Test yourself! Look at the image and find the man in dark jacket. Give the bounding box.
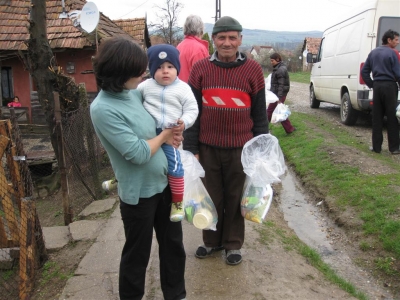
[267,52,295,134]
[361,29,400,155]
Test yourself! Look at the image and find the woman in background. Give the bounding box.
[176,14,209,83]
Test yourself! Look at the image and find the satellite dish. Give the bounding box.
[80,2,99,33]
[302,50,308,58]
[68,10,82,27]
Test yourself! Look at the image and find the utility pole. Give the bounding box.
[215,0,221,22]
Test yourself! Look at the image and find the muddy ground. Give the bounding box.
[28,82,399,300]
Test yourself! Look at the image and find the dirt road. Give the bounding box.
[145,204,359,300]
[288,81,391,154]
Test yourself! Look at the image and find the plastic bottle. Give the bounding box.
[102,178,118,191]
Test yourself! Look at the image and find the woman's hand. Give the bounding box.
[163,128,183,149]
[148,129,175,156]
[172,134,183,148]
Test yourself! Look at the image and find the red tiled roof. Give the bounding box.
[0,0,133,52]
[114,18,150,48]
[302,37,322,54]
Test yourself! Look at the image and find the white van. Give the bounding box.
[306,0,400,125]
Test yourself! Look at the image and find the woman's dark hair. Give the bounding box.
[93,36,148,92]
[382,29,400,45]
[270,52,282,62]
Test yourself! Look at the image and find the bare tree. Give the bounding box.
[254,48,276,73]
[150,0,184,45]
[26,0,59,158]
[26,0,89,162]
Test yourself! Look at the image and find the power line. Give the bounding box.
[117,0,152,19]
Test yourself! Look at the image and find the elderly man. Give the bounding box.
[361,29,400,155]
[183,16,269,265]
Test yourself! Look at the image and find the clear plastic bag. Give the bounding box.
[396,104,400,122]
[266,90,279,104]
[241,180,273,224]
[265,74,279,104]
[240,134,286,223]
[265,74,272,90]
[271,102,291,123]
[180,150,218,230]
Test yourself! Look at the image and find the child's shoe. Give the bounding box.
[170,202,184,222]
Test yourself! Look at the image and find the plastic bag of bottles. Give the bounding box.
[180,150,218,230]
[240,134,286,223]
[241,180,273,224]
[271,102,291,123]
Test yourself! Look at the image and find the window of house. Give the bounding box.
[1,67,14,104]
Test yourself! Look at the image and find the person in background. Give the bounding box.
[392,47,400,61]
[138,44,198,222]
[7,96,22,107]
[183,16,269,266]
[90,36,187,300]
[267,53,296,134]
[176,14,209,83]
[361,29,400,155]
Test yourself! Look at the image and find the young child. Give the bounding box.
[138,44,199,222]
[7,96,22,107]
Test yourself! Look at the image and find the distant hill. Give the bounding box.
[204,23,322,49]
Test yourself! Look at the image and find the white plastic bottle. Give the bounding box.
[102,178,118,191]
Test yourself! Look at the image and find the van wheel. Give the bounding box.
[340,92,358,126]
[310,86,320,108]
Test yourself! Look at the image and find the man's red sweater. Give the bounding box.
[184,55,269,154]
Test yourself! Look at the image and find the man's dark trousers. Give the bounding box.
[372,80,399,153]
[199,144,246,251]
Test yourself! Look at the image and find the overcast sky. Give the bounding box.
[90,0,370,32]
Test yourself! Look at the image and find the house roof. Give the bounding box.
[113,18,151,49]
[302,37,322,54]
[251,45,274,55]
[0,0,133,56]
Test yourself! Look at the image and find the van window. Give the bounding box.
[336,19,364,55]
[323,30,338,58]
[317,38,324,62]
[377,17,400,50]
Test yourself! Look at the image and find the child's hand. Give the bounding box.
[176,119,185,131]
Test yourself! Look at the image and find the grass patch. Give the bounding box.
[264,71,310,84]
[272,112,400,275]
[1,269,15,281]
[257,220,368,299]
[289,72,310,84]
[39,261,73,285]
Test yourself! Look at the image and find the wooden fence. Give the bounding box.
[0,119,47,299]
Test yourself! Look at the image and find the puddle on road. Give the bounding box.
[278,170,394,300]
